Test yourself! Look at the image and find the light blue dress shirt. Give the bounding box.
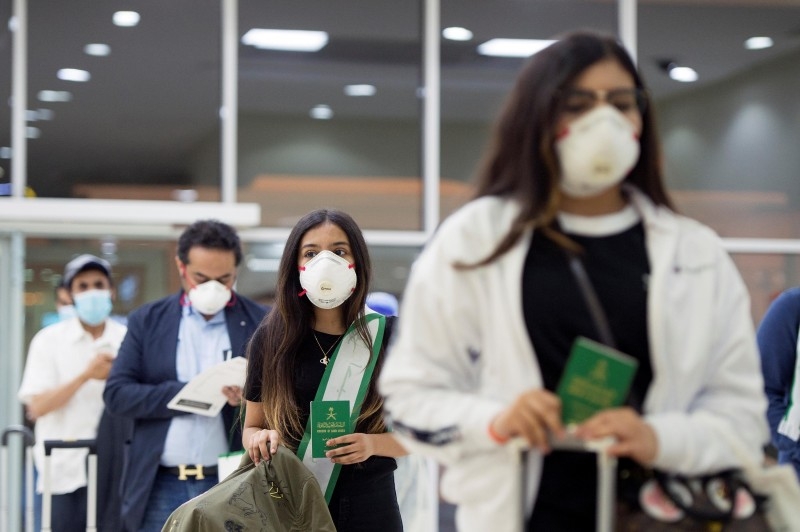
[160,304,231,466]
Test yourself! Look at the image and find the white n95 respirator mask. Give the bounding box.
[556,105,641,198]
[299,250,357,309]
[188,280,231,315]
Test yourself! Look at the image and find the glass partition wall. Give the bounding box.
[638,1,800,321]
[234,1,424,231]
[19,1,223,199]
[3,2,800,305]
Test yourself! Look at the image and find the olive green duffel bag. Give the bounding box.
[162,447,335,532]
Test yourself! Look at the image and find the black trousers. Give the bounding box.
[329,472,404,532]
[51,486,87,532]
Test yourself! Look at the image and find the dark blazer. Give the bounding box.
[103,291,267,532]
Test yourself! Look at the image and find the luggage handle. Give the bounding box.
[1,426,35,532]
[1,425,34,447]
[44,439,97,455]
[519,435,617,532]
[41,439,98,532]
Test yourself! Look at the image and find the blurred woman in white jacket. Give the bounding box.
[379,30,768,531]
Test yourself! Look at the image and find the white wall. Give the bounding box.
[658,49,800,198]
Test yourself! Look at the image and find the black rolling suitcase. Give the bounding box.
[41,439,98,532]
[1,425,35,532]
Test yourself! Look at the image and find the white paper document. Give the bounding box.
[167,356,247,417]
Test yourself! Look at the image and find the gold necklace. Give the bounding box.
[313,332,342,366]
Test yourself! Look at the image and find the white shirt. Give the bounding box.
[18,317,127,494]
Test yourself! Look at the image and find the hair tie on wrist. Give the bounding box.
[488,423,510,444]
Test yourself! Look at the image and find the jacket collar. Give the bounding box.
[624,184,678,236]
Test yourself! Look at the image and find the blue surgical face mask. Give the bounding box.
[73,289,113,326]
[57,304,76,321]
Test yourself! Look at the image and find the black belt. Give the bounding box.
[159,464,218,480]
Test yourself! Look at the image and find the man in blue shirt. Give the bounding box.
[103,220,268,531]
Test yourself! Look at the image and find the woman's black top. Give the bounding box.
[243,316,398,502]
[522,210,653,531]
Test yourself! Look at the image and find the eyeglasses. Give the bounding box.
[558,87,647,116]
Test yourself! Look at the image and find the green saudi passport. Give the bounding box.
[556,336,638,425]
[310,400,351,458]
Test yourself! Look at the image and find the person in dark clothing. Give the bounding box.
[243,208,406,532]
[756,288,800,481]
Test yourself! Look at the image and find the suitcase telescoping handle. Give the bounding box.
[1,425,34,447]
[1,426,35,532]
[43,439,97,455]
[526,434,618,532]
[41,439,98,532]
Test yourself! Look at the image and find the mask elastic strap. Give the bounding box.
[297,264,307,298]
[178,264,195,308]
[179,264,199,291]
[179,292,191,307]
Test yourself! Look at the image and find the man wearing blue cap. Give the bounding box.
[18,254,128,532]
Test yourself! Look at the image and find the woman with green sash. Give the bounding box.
[243,208,407,532]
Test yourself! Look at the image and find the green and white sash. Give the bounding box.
[296,310,386,502]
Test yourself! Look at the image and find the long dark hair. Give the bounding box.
[248,208,386,448]
[470,30,673,266]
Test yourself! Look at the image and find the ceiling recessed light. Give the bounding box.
[36,109,54,121]
[310,104,333,120]
[84,43,111,56]
[344,84,376,97]
[113,11,140,27]
[744,36,773,50]
[57,68,91,82]
[477,38,556,58]
[242,29,328,52]
[442,27,473,41]
[669,66,698,83]
[38,90,72,102]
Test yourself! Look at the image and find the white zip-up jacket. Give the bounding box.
[379,187,769,532]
